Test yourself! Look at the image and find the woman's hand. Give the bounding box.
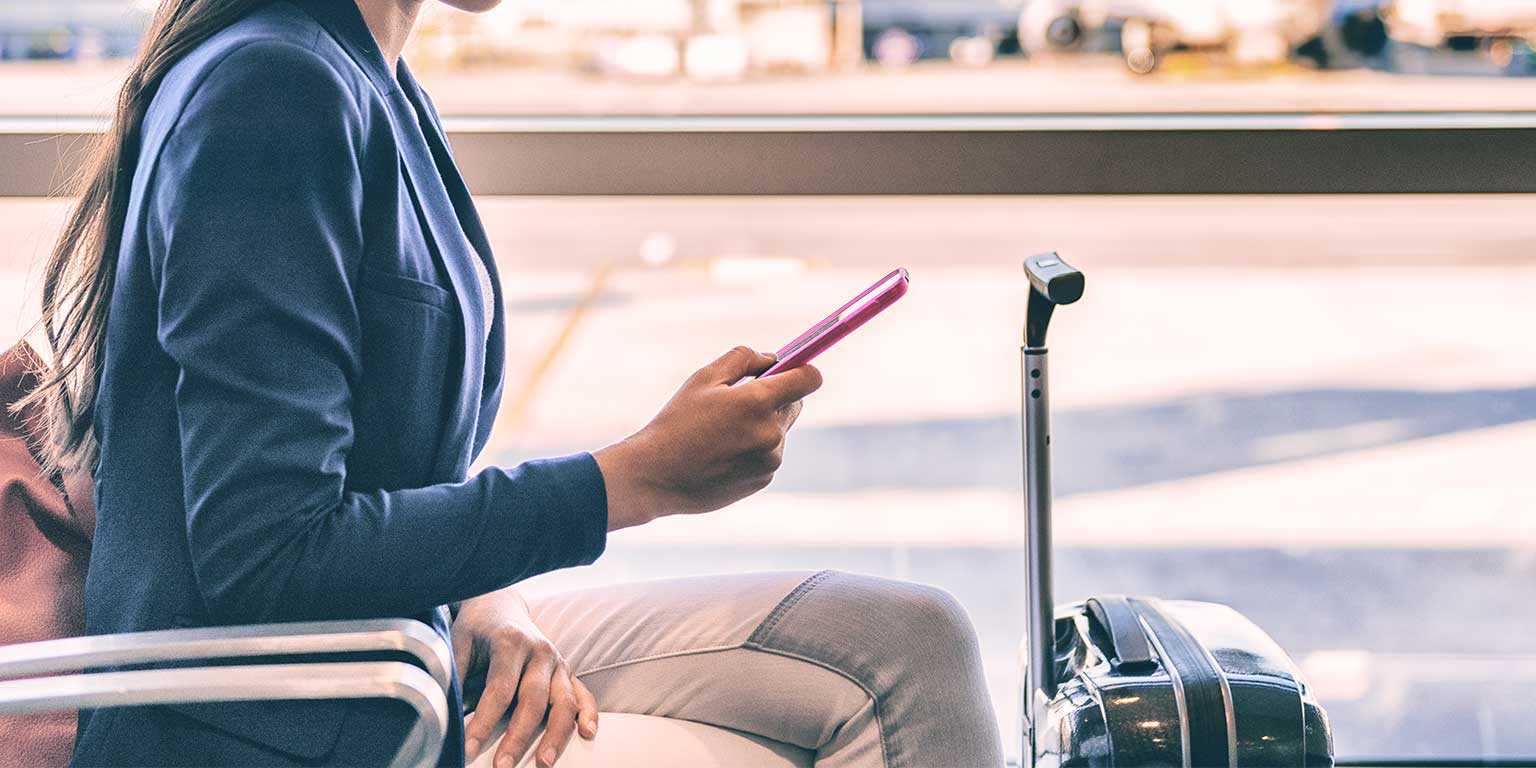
[454,587,597,768]
[594,346,822,530]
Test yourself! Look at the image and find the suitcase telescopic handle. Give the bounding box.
[1021,253,1084,744]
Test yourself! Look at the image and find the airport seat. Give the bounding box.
[0,619,453,768]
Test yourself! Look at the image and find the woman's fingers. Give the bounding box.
[753,363,823,409]
[573,678,599,740]
[532,667,581,767]
[494,650,556,768]
[464,645,529,761]
[598,348,826,523]
[690,345,775,387]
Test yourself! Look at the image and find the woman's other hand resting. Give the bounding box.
[455,587,596,768]
[594,346,823,530]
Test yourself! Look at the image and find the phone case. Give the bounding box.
[760,267,909,377]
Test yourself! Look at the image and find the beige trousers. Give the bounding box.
[476,570,1004,768]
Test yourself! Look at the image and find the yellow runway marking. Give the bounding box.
[488,263,612,455]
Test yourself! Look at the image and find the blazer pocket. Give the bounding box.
[350,280,457,490]
[359,268,453,311]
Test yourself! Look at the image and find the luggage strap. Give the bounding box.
[1129,597,1235,768]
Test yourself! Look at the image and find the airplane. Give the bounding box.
[1021,0,1332,73]
[1386,0,1536,68]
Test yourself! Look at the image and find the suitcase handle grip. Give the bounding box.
[1024,253,1085,348]
[1024,253,1085,307]
[1085,596,1159,675]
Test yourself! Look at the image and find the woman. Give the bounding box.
[23,1,1004,765]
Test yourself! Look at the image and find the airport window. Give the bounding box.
[2,1,1534,765]
[466,194,1536,763]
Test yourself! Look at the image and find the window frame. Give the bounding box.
[2,113,1535,196]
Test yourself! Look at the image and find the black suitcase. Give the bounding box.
[1017,254,1334,767]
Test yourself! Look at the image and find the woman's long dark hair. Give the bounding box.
[16,0,265,471]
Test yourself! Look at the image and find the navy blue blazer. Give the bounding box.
[74,1,608,764]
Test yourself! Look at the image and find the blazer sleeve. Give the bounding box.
[147,40,607,623]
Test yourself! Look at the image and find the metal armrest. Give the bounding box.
[0,618,452,691]
[0,620,453,768]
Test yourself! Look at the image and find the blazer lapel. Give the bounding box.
[297,0,486,478]
[393,120,487,478]
[397,62,506,460]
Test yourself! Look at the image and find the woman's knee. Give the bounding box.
[899,581,977,640]
[779,571,984,666]
[745,571,1001,762]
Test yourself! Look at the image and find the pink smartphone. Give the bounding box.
[760,268,910,378]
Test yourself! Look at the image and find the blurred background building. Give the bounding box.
[13,0,1528,77]
[0,1,152,61]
